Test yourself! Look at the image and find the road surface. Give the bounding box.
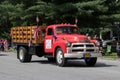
[0,52,120,80]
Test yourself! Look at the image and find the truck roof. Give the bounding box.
[47,24,77,28]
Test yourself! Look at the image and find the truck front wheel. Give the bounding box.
[56,48,67,67]
[18,47,32,62]
[85,57,97,66]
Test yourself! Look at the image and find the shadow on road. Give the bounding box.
[30,59,117,68]
[31,60,57,65]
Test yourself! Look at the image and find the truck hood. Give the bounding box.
[57,34,89,43]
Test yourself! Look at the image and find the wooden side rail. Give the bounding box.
[11,26,47,44]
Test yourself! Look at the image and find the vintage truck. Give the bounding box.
[11,24,102,67]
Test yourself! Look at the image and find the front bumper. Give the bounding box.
[64,52,102,58]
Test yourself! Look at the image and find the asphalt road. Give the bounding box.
[0,51,120,80]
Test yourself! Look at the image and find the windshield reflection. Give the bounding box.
[56,26,79,34]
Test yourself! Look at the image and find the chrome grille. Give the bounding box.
[71,43,95,53]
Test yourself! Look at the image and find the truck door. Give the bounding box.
[44,28,54,53]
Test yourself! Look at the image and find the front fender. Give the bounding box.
[90,39,97,44]
[53,40,67,57]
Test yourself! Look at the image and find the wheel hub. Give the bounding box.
[57,51,63,64]
[19,49,24,60]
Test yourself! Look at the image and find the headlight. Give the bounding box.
[66,41,71,47]
[96,41,100,46]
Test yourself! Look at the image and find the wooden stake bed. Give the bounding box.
[11,26,47,44]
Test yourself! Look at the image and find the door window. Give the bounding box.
[47,28,54,35]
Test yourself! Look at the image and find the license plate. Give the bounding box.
[84,53,91,58]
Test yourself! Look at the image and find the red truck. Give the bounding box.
[11,24,102,67]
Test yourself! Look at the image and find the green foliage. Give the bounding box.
[0,0,120,39]
[103,53,118,60]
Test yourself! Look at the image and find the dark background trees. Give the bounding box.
[0,0,120,39]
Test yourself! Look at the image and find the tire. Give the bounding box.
[18,47,32,62]
[56,48,66,67]
[85,57,97,66]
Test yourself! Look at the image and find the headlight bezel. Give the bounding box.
[96,41,100,46]
[66,41,71,47]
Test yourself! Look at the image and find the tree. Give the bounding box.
[0,1,24,39]
[0,0,120,39]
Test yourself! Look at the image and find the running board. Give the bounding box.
[44,55,53,58]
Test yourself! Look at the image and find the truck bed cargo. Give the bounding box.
[11,26,47,44]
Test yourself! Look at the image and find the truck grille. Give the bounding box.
[71,43,95,53]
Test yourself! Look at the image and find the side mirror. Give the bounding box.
[52,35,57,39]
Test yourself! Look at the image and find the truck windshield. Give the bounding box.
[56,26,79,34]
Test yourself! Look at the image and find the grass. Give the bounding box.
[102,52,118,60]
[8,47,17,53]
